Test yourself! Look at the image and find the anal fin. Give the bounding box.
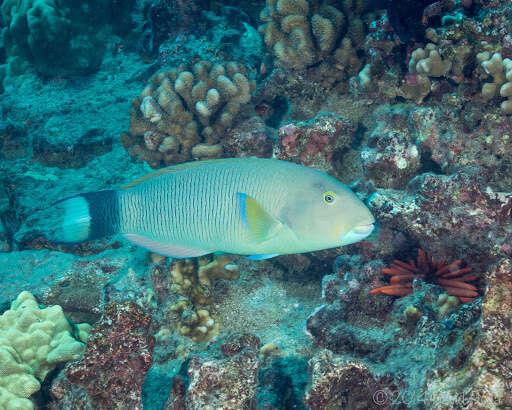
[247,254,280,260]
[123,234,210,258]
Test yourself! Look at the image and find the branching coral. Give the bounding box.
[167,255,240,342]
[370,249,480,303]
[477,52,512,114]
[121,61,255,168]
[0,291,90,410]
[258,0,368,74]
[402,41,472,102]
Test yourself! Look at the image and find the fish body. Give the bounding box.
[44,158,375,258]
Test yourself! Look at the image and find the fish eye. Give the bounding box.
[322,191,336,204]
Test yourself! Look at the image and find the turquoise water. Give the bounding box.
[1,0,511,409]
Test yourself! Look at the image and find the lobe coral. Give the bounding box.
[370,249,480,303]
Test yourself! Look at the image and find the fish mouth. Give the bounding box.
[340,223,375,245]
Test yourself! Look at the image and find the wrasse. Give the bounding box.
[40,158,375,260]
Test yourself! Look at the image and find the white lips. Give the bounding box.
[351,224,374,235]
[340,223,375,246]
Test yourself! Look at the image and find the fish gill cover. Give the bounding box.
[0,0,511,409]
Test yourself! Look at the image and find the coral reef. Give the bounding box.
[0,291,89,410]
[121,60,256,168]
[1,0,512,409]
[303,350,401,409]
[156,5,263,70]
[258,0,369,72]
[165,334,260,409]
[370,248,480,303]
[0,0,133,83]
[277,112,356,176]
[305,253,484,408]
[424,258,512,408]
[50,301,154,409]
[152,254,240,342]
[367,171,512,260]
[478,52,512,114]
[401,42,458,102]
[222,116,274,158]
[361,106,420,189]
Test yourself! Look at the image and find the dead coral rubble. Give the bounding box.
[303,350,402,410]
[424,258,512,409]
[51,301,154,409]
[121,61,255,168]
[164,334,260,410]
[278,112,356,175]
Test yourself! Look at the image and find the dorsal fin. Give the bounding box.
[122,158,259,190]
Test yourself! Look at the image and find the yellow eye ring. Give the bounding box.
[323,191,336,204]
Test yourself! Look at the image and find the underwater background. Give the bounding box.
[0,0,511,409]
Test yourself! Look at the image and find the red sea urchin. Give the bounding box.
[370,249,480,303]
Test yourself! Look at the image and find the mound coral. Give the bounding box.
[121,61,255,168]
[370,249,480,303]
[399,39,473,103]
[477,52,512,114]
[0,0,132,81]
[0,291,90,410]
[258,0,368,73]
[403,43,453,102]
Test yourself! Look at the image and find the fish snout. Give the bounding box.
[340,222,375,245]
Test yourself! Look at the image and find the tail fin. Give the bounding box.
[26,190,121,244]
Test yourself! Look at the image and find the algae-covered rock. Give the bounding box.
[50,301,154,409]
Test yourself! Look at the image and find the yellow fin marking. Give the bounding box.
[239,193,281,242]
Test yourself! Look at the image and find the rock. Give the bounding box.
[51,301,154,409]
[362,107,421,189]
[33,125,112,168]
[278,112,356,175]
[165,334,260,410]
[303,350,401,409]
[222,116,273,158]
[0,120,28,159]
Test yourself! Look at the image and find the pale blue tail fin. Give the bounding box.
[18,190,121,244]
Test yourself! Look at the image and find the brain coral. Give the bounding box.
[121,61,256,168]
[0,291,89,410]
[258,0,370,71]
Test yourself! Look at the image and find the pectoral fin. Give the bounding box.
[237,193,282,242]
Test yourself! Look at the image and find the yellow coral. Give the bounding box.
[0,292,89,410]
[437,293,459,318]
[478,52,512,114]
[258,0,372,70]
[121,61,255,168]
[409,44,452,77]
[167,255,240,342]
